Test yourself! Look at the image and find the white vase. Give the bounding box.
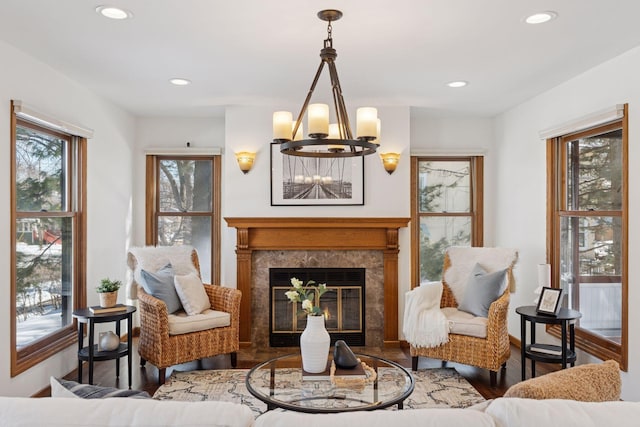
[300,315,331,373]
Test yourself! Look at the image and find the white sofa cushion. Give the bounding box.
[486,398,640,427]
[0,397,254,427]
[442,307,488,338]
[254,407,497,427]
[168,309,230,335]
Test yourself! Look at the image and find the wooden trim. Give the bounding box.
[10,101,18,376]
[546,139,556,280]
[473,156,484,245]
[146,155,221,285]
[410,157,419,288]
[547,107,628,370]
[410,156,483,289]
[10,107,87,376]
[509,334,521,348]
[145,156,155,245]
[77,137,87,312]
[620,103,629,371]
[213,155,221,285]
[224,217,410,345]
[225,217,410,230]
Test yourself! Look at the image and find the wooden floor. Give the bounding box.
[60,337,586,399]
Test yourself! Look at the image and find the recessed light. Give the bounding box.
[524,11,558,25]
[447,81,468,88]
[169,78,192,86]
[96,5,133,20]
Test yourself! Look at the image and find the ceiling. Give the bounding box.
[2,0,640,118]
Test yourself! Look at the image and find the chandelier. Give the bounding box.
[272,9,380,158]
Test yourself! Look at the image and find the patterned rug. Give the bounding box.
[153,368,484,417]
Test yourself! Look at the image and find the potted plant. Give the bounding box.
[96,278,122,308]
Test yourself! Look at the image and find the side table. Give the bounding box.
[516,305,581,380]
[72,305,136,388]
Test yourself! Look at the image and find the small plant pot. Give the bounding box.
[98,291,118,308]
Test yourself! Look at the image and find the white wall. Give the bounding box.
[397,109,495,336]
[410,109,496,246]
[494,46,640,401]
[0,41,136,396]
[221,105,412,302]
[132,116,225,247]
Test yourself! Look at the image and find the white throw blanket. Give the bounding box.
[403,281,449,348]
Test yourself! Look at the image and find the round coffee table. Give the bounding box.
[245,353,414,413]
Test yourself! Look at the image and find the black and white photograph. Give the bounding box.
[270,143,364,206]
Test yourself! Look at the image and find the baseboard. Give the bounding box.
[509,334,521,348]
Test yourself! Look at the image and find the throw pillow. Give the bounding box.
[174,273,211,315]
[50,377,150,399]
[140,263,182,314]
[503,360,621,401]
[458,263,507,318]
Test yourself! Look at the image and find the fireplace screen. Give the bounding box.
[270,268,365,347]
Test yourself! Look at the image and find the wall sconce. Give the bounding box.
[379,152,400,174]
[235,152,255,174]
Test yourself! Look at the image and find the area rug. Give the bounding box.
[152,368,484,417]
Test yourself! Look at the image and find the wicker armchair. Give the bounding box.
[409,247,518,387]
[127,247,241,385]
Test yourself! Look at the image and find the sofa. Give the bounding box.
[0,361,633,427]
[1,397,639,427]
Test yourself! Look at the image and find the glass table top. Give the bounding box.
[245,353,415,413]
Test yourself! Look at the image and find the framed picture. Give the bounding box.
[270,142,364,206]
[536,286,562,315]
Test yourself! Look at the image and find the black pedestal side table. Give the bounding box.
[72,305,136,388]
[516,305,581,381]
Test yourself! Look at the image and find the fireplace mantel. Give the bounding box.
[225,217,410,347]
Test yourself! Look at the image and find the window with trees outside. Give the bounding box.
[411,156,483,285]
[548,106,628,370]
[11,108,86,376]
[146,156,220,284]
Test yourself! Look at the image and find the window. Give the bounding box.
[11,104,86,376]
[411,156,483,285]
[145,156,221,283]
[548,107,628,369]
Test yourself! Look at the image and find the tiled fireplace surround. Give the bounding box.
[225,217,410,348]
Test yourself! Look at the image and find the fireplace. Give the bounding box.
[270,268,365,347]
[225,217,410,347]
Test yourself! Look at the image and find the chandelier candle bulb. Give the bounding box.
[292,122,304,141]
[274,10,380,157]
[273,111,293,140]
[308,103,329,136]
[356,107,378,138]
[328,123,343,151]
[372,119,381,145]
[328,123,340,139]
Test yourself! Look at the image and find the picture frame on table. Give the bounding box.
[270,142,364,206]
[536,286,562,315]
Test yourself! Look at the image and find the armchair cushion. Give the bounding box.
[458,263,508,317]
[168,309,231,335]
[442,307,488,338]
[140,263,182,314]
[174,273,211,315]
